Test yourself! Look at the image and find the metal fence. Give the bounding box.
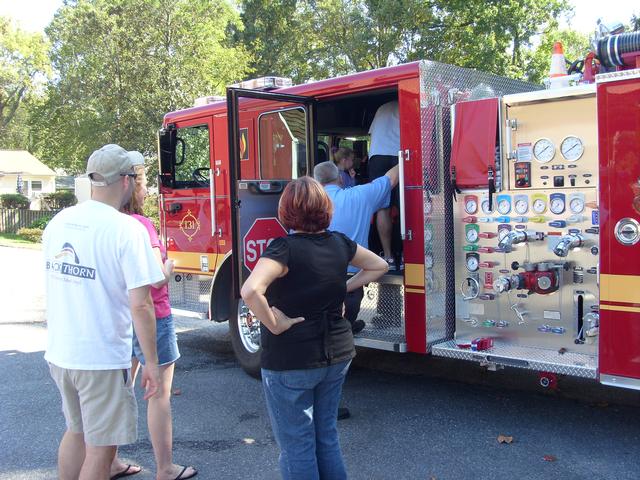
[0,209,57,234]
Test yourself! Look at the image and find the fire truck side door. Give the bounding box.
[226,88,317,296]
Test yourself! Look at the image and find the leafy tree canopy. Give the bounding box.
[238,0,575,82]
[30,0,250,174]
[0,17,49,149]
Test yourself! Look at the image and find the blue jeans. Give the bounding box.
[132,314,180,366]
[262,360,352,480]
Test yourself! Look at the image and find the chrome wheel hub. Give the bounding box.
[238,302,261,353]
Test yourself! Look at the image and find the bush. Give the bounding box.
[41,191,77,210]
[1,193,30,209]
[17,227,43,243]
[29,215,54,229]
[143,193,160,230]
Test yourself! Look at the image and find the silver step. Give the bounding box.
[352,279,406,352]
[354,335,407,352]
[432,339,597,378]
[168,273,212,318]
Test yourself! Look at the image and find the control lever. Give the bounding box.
[487,166,495,212]
[510,303,527,324]
[498,230,545,253]
[553,233,584,257]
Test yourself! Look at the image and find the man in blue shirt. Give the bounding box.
[314,161,399,333]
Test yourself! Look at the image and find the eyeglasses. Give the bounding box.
[120,173,138,179]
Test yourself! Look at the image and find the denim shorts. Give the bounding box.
[132,314,180,366]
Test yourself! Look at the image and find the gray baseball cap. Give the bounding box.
[86,144,143,186]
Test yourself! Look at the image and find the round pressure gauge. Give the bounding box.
[561,136,584,162]
[481,199,493,214]
[537,276,552,290]
[466,228,479,243]
[515,199,528,215]
[533,138,555,163]
[550,197,565,215]
[466,256,479,272]
[532,198,547,214]
[465,198,478,214]
[497,199,511,215]
[570,197,585,213]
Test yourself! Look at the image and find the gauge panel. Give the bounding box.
[481,198,493,214]
[560,135,584,162]
[464,195,478,215]
[466,252,480,272]
[531,193,547,214]
[569,193,585,213]
[514,195,528,214]
[496,195,511,215]
[497,223,512,242]
[549,193,566,215]
[465,224,479,243]
[533,138,555,163]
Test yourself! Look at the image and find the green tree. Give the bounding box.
[31,0,250,174]
[406,0,572,79]
[0,17,49,149]
[239,0,574,83]
[237,0,317,83]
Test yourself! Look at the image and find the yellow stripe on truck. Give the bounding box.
[166,251,224,276]
[600,304,640,314]
[404,263,425,287]
[600,274,640,305]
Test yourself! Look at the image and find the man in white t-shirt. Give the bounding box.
[368,100,401,269]
[43,144,165,480]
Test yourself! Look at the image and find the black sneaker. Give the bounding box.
[352,319,366,334]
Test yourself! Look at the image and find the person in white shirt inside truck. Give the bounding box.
[43,144,165,480]
[367,100,401,270]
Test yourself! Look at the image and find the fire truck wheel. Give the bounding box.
[229,299,262,379]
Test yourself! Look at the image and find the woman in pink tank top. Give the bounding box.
[111,162,197,480]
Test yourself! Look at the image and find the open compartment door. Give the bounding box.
[450,97,499,189]
[597,72,640,390]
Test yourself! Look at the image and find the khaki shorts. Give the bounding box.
[49,363,137,447]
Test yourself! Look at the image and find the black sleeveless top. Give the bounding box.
[260,231,357,371]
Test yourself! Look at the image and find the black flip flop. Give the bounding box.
[173,466,198,480]
[110,464,142,480]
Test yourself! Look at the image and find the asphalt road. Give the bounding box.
[1,245,640,480]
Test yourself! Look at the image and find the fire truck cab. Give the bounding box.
[158,37,640,389]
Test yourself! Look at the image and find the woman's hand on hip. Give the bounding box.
[271,306,305,335]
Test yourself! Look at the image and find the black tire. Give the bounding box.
[229,299,262,379]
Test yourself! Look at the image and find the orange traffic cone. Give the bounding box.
[549,41,569,88]
[549,41,568,77]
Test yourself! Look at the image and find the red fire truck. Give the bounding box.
[157,29,640,389]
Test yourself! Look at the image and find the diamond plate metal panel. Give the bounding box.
[168,274,212,315]
[419,60,539,351]
[356,281,405,344]
[432,339,597,378]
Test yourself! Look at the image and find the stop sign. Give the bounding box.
[243,217,288,271]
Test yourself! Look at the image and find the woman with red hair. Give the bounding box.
[241,176,387,480]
